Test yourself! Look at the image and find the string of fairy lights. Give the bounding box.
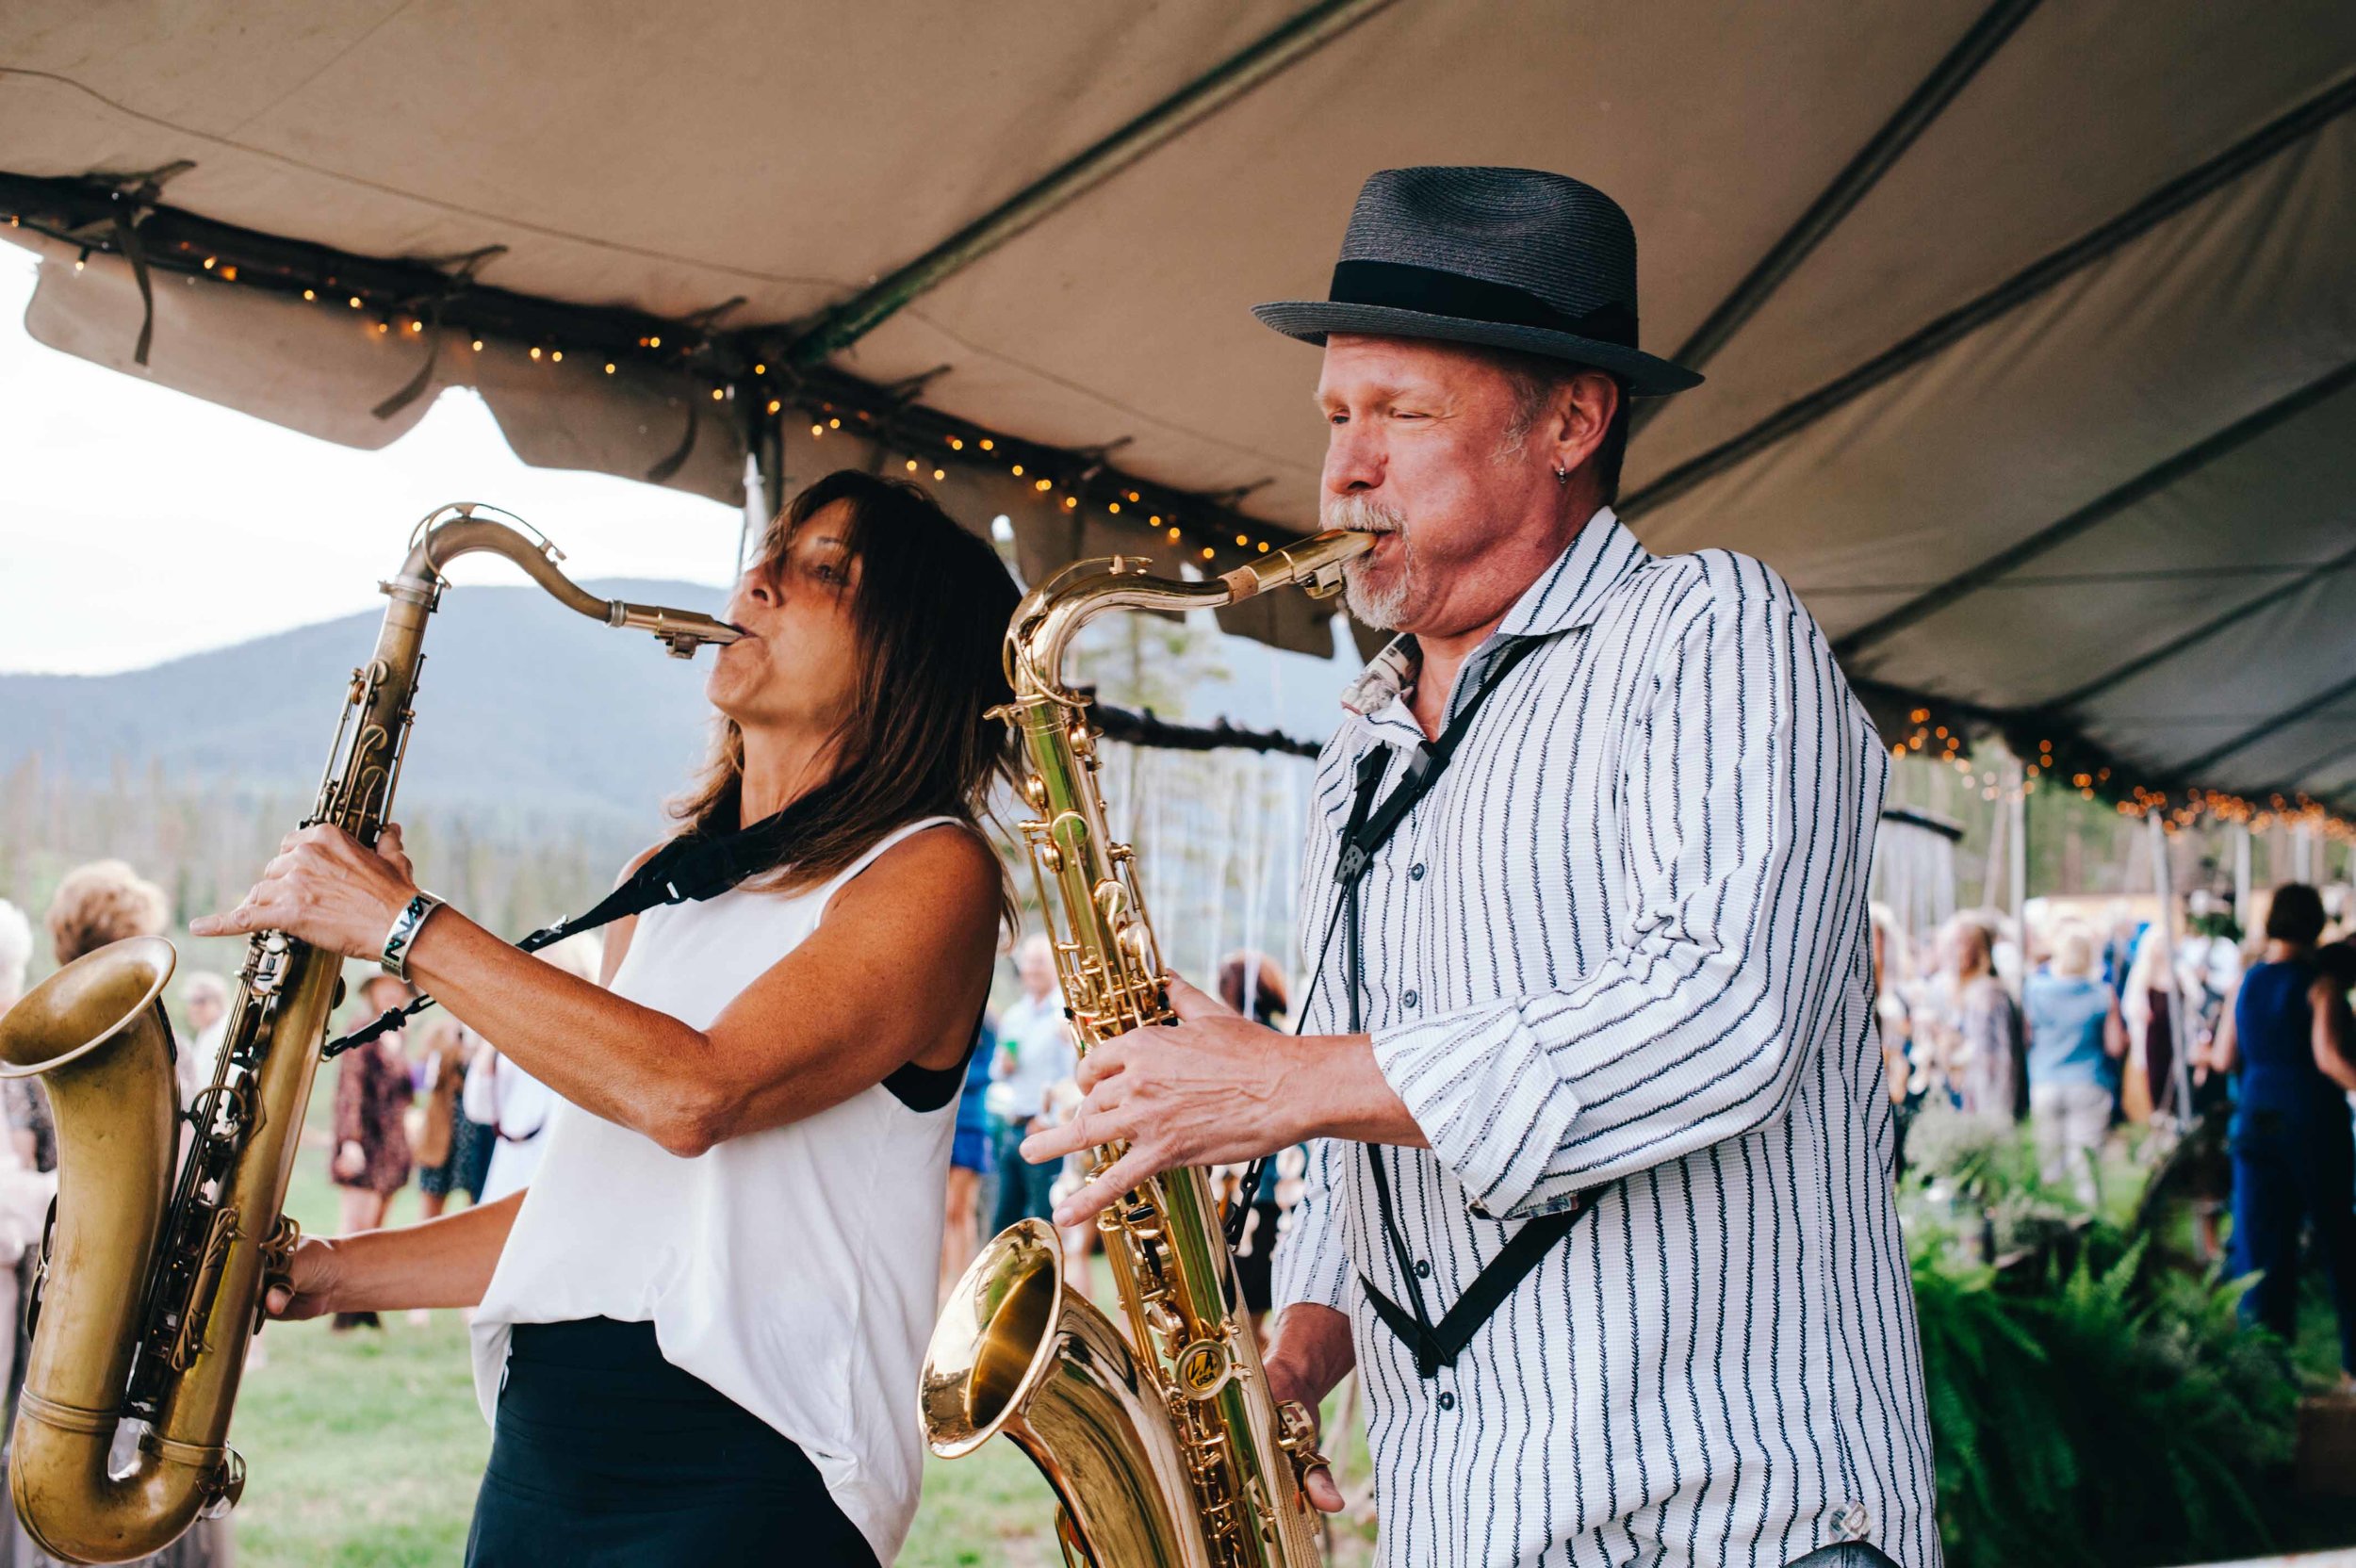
[6,174,2351,831]
[4,178,1295,576]
[1885,705,2354,842]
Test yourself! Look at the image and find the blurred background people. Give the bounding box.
[990,934,1075,1234]
[178,971,232,1109]
[2122,919,2184,1123]
[2201,883,2356,1383]
[2022,923,2125,1201]
[464,934,599,1203]
[1929,912,2025,1122]
[331,972,416,1331]
[940,1008,998,1304]
[11,860,172,1173]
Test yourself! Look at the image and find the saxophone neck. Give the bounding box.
[395,503,744,659]
[1010,529,1372,705]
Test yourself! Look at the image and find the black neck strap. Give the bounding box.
[323,781,850,1057]
[1328,637,1603,1380]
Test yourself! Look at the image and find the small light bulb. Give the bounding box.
[766,400,781,415]
[827,417,841,429]
[647,335,662,348]
[203,256,216,270]
[1235,533,1248,547]
[1064,497,1077,510]
[753,363,766,375]
[811,424,825,436]
[1168,527,1181,541]
[1149,515,1162,527]
[1257,542,1270,553]
[605,363,616,374]
[349,296,363,308]
[470,339,483,351]
[1011,464,1024,477]
[1035,479,1051,492]
[1108,502,1121,514]
[933,468,945,481]
[530,346,543,360]
[906,459,919,472]
[303,288,316,301]
[1201,547,1215,560]
[411,320,424,334]
[948,437,964,450]
[978,438,994,451]
[550,349,562,361]
[711,387,724,400]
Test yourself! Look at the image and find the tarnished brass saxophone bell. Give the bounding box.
[0,504,738,1563]
[922,528,1372,1568]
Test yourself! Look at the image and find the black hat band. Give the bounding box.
[1328,259,1638,350]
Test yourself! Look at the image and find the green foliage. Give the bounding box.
[1906,1117,2308,1567]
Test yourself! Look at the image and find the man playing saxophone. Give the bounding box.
[1019,169,1940,1567]
[193,473,1018,1568]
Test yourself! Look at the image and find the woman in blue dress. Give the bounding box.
[2205,883,2356,1380]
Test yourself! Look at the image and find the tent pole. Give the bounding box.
[782,0,1401,364]
[2008,757,2027,940]
[2148,812,2194,1120]
[2233,824,2251,932]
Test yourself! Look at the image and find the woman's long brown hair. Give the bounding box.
[671,470,1020,897]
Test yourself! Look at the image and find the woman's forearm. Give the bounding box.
[401,907,715,1148]
[320,1189,523,1313]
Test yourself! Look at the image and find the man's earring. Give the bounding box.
[1553,465,1571,486]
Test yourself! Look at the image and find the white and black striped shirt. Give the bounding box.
[1274,511,1939,1568]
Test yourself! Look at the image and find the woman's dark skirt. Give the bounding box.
[466,1317,878,1567]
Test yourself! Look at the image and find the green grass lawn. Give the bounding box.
[224,1140,1377,1566]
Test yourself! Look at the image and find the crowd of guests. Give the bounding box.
[0,859,576,1346]
[937,935,1308,1339]
[1875,881,2356,1383]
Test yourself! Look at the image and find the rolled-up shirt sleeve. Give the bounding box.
[1372,557,1883,1218]
[1270,1137,1356,1312]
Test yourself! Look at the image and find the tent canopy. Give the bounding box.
[4,1,2352,808]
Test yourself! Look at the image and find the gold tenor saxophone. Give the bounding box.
[0,504,738,1564]
[921,528,1371,1568]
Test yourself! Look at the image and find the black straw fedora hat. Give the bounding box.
[1253,166,1702,397]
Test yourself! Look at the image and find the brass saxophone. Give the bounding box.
[0,504,738,1563]
[921,528,1371,1568]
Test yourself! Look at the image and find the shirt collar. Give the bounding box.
[1339,509,1650,733]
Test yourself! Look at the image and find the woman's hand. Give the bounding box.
[263,1235,343,1323]
[333,1140,366,1181]
[189,823,421,959]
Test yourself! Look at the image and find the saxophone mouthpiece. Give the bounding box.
[607,601,744,659]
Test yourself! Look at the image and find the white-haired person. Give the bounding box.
[2022,923,2125,1200]
[179,971,233,1106]
[194,470,1020,1567]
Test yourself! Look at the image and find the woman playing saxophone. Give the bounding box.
[192,471,1019,1568]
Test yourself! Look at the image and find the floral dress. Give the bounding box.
[331,1038,413,1195]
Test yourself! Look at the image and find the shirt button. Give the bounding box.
[1437,1391,1457,1412]
[1409,862,1426,880]
[1414,1259,1432,1279]
[1401,988,1419,1009]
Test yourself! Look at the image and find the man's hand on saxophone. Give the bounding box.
[1018,974,1425,1230]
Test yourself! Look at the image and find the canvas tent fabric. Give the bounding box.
[2,1,2352,807]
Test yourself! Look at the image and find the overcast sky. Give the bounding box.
[0,247,744,676]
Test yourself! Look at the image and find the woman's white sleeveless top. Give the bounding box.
[471,816,963,1563]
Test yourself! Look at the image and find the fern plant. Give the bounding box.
[1906,1117,2307,1567]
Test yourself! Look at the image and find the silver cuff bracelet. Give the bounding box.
[380,890,445,980]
